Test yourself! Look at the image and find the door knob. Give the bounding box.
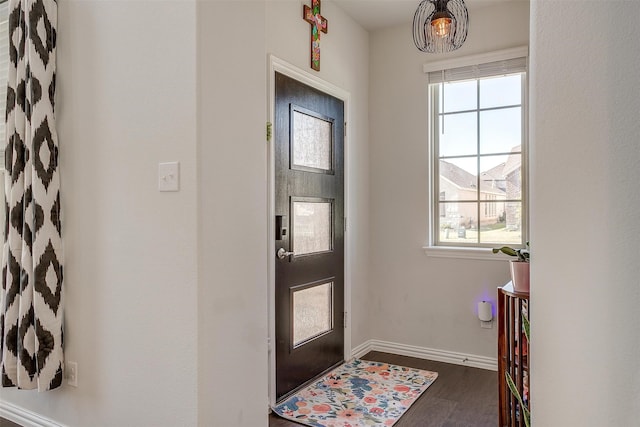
[277,248,295,260]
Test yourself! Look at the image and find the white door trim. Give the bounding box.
[267,55,352,407]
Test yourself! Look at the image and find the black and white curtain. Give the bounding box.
[1,0,63,391]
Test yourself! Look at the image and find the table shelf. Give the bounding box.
[498,282,529,427]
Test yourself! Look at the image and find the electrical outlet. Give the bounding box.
[480,320,493,329]
[66,361,78,387]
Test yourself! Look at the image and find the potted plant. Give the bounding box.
[493,242,530,292]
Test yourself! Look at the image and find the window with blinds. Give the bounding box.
[426,57,527,84]
[428,55,528,248]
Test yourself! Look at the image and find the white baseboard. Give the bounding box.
[350,339,498,371]
[0,400,65,427]
[350,340,372,360]
[1,341,494,427]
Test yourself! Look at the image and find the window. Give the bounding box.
[428,55,527,249]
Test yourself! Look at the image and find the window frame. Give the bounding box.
[424,50,529,258]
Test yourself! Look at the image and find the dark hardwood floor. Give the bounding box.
[2,351,496,427]
[270,351,498,427]
[0,418,21,427]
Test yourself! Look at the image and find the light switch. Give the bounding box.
[158,162,180,192]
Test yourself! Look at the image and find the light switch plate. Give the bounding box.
[158,162,180,192]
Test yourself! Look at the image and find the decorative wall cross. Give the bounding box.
[303,0,328,71]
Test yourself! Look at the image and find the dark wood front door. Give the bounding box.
[274,72,345,400]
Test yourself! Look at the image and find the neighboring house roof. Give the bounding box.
[440,160,505,195]
[481,162,508,192]
[503,146,522,177]
[479,145,522,184]
[482,162,507,181]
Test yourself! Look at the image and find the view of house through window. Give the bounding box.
[431,65,527,247]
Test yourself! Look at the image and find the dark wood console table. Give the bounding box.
[498,282,529,427]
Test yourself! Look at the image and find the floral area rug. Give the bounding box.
[272,359,438,427]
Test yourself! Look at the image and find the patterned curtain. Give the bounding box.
[0,0,63,391]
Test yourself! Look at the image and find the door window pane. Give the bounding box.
[293,282,333,347]
[292,201,332,255]
[292,110,333,172]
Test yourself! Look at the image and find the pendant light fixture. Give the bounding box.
[413,0,469,53]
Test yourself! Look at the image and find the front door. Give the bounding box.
[274,72,345,401]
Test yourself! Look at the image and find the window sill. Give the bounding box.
[423,246,513,261]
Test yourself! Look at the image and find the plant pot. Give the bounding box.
[510,260,530,293]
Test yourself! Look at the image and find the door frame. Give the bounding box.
[267,55,352,406]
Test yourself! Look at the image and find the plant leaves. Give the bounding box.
[522,311,530,342]
[495,246,518,257]
[505,372,531,427]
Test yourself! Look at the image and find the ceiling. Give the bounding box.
[332,0,514,32]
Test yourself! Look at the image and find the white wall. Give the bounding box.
[368,1,529,359]
[0,0,551,425]
[1,1,199,426]
[196,1,268,426]
[196,0,369,425]
[530,1,640,425]
[266,0,371,351]
[0,1,369,426]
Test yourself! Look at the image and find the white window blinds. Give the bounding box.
[427,56,527,84]
[0,0,9,169]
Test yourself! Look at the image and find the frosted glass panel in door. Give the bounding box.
[292,201,332,255]
[293,281,333,347]
[292,110,333,172]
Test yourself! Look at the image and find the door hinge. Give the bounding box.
[344,122,347,137]
[344,217,347,232]
[266,121,272,142]
[343,311,347,329]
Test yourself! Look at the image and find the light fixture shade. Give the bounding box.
[413,0,469,53]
